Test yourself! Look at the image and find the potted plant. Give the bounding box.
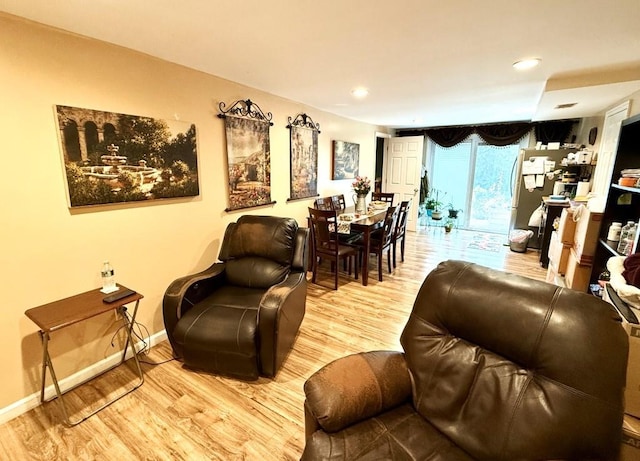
[444,218,455,233]
[427,189,444,220]
[447,203,462,219]
[425,197,437,217]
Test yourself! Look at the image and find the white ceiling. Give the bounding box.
[2,0,640,128]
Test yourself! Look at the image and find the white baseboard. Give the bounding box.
[0,330,168,426]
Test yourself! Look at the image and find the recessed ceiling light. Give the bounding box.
[513,58,541,70]
[351,87,369,98]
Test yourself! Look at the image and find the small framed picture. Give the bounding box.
[332,140,359,180]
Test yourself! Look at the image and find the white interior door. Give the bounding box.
[591,101,630,198]
[382,136,424,231]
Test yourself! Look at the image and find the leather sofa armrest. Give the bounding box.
[292,227,310,271]
[303,351,411,435]
[258,271,307,376]
[260,270,306,311]
[162,263,226,347]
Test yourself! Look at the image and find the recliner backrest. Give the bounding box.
[400,260,627,460]
[219,215,298,288]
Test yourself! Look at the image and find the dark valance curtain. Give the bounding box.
[475,123,531,147]
[424,126,474,148]
[397,120,577,148]
[534,120,575,144]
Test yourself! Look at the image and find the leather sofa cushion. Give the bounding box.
[172,285,265,351]
[224,215,297,266]
[302,403,473,461]
[172,285,266,379]
[400,260,627,459]
[226,256,289,288]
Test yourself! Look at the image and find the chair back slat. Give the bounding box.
[372,192,395,205]
[314,197,334,211]
[394,200,411,238]
[331,194,346,212]
[308,207,340,255]
[380,206,399,248]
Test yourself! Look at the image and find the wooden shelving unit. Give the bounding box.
[590,113,640,284]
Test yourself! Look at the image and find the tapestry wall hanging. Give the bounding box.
[288,113,320,201]
[332,140,359,180]
[55,105,199,208]
[219,99,274,211]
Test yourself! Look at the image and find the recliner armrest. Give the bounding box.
[258,271,307,377]
[303,351,411,435]
[162,263,226,349]
[292,227,310,271]
[260,271,306,311]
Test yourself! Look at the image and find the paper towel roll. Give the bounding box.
[576,181,590,196]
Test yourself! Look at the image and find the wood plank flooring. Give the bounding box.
[0,228,546,460]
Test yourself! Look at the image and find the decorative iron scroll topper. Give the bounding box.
[286,113,321,133]
[217,99,273,125]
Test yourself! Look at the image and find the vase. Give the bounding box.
[353,193,367,214]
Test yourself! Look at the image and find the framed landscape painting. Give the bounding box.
[56,105,199,208]
[332,140,359,180]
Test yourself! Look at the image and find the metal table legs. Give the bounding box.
[38,300,144,426]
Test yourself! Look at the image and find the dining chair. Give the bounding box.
[314,197,334,210]
[371,191,395,205]
[308,207,359,290]
[353,206,399,282]
[392,200,411,268]
[331,194,346,212]
[335,193,364,246]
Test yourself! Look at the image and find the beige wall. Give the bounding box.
[0,13,389,410]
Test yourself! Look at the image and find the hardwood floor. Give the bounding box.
[0,228,546,460]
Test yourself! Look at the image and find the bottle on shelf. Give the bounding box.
[617,221,637,255]
[607,222,623,242]
[626,225,638,256]
[101,260,117,293]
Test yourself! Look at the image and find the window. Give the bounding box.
[428,134,529,234]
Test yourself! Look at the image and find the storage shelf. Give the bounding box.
[611,183,640,194]
[590,116,640,287]
[598,238,623,257]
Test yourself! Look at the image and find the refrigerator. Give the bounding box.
[510,148,571,249]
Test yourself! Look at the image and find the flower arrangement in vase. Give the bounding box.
[352,176,371,196]
[352,176,371,213]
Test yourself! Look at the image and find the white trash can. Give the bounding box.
[509,229,534,253]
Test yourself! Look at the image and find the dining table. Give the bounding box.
[335,205,388,286]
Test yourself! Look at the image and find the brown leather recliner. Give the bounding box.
[163,215,309,380]
[302,260,628,460]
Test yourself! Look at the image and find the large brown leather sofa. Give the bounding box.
[302,260,628,460]
[163,215,309,380]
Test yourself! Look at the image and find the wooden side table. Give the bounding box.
[25,284,144,426]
